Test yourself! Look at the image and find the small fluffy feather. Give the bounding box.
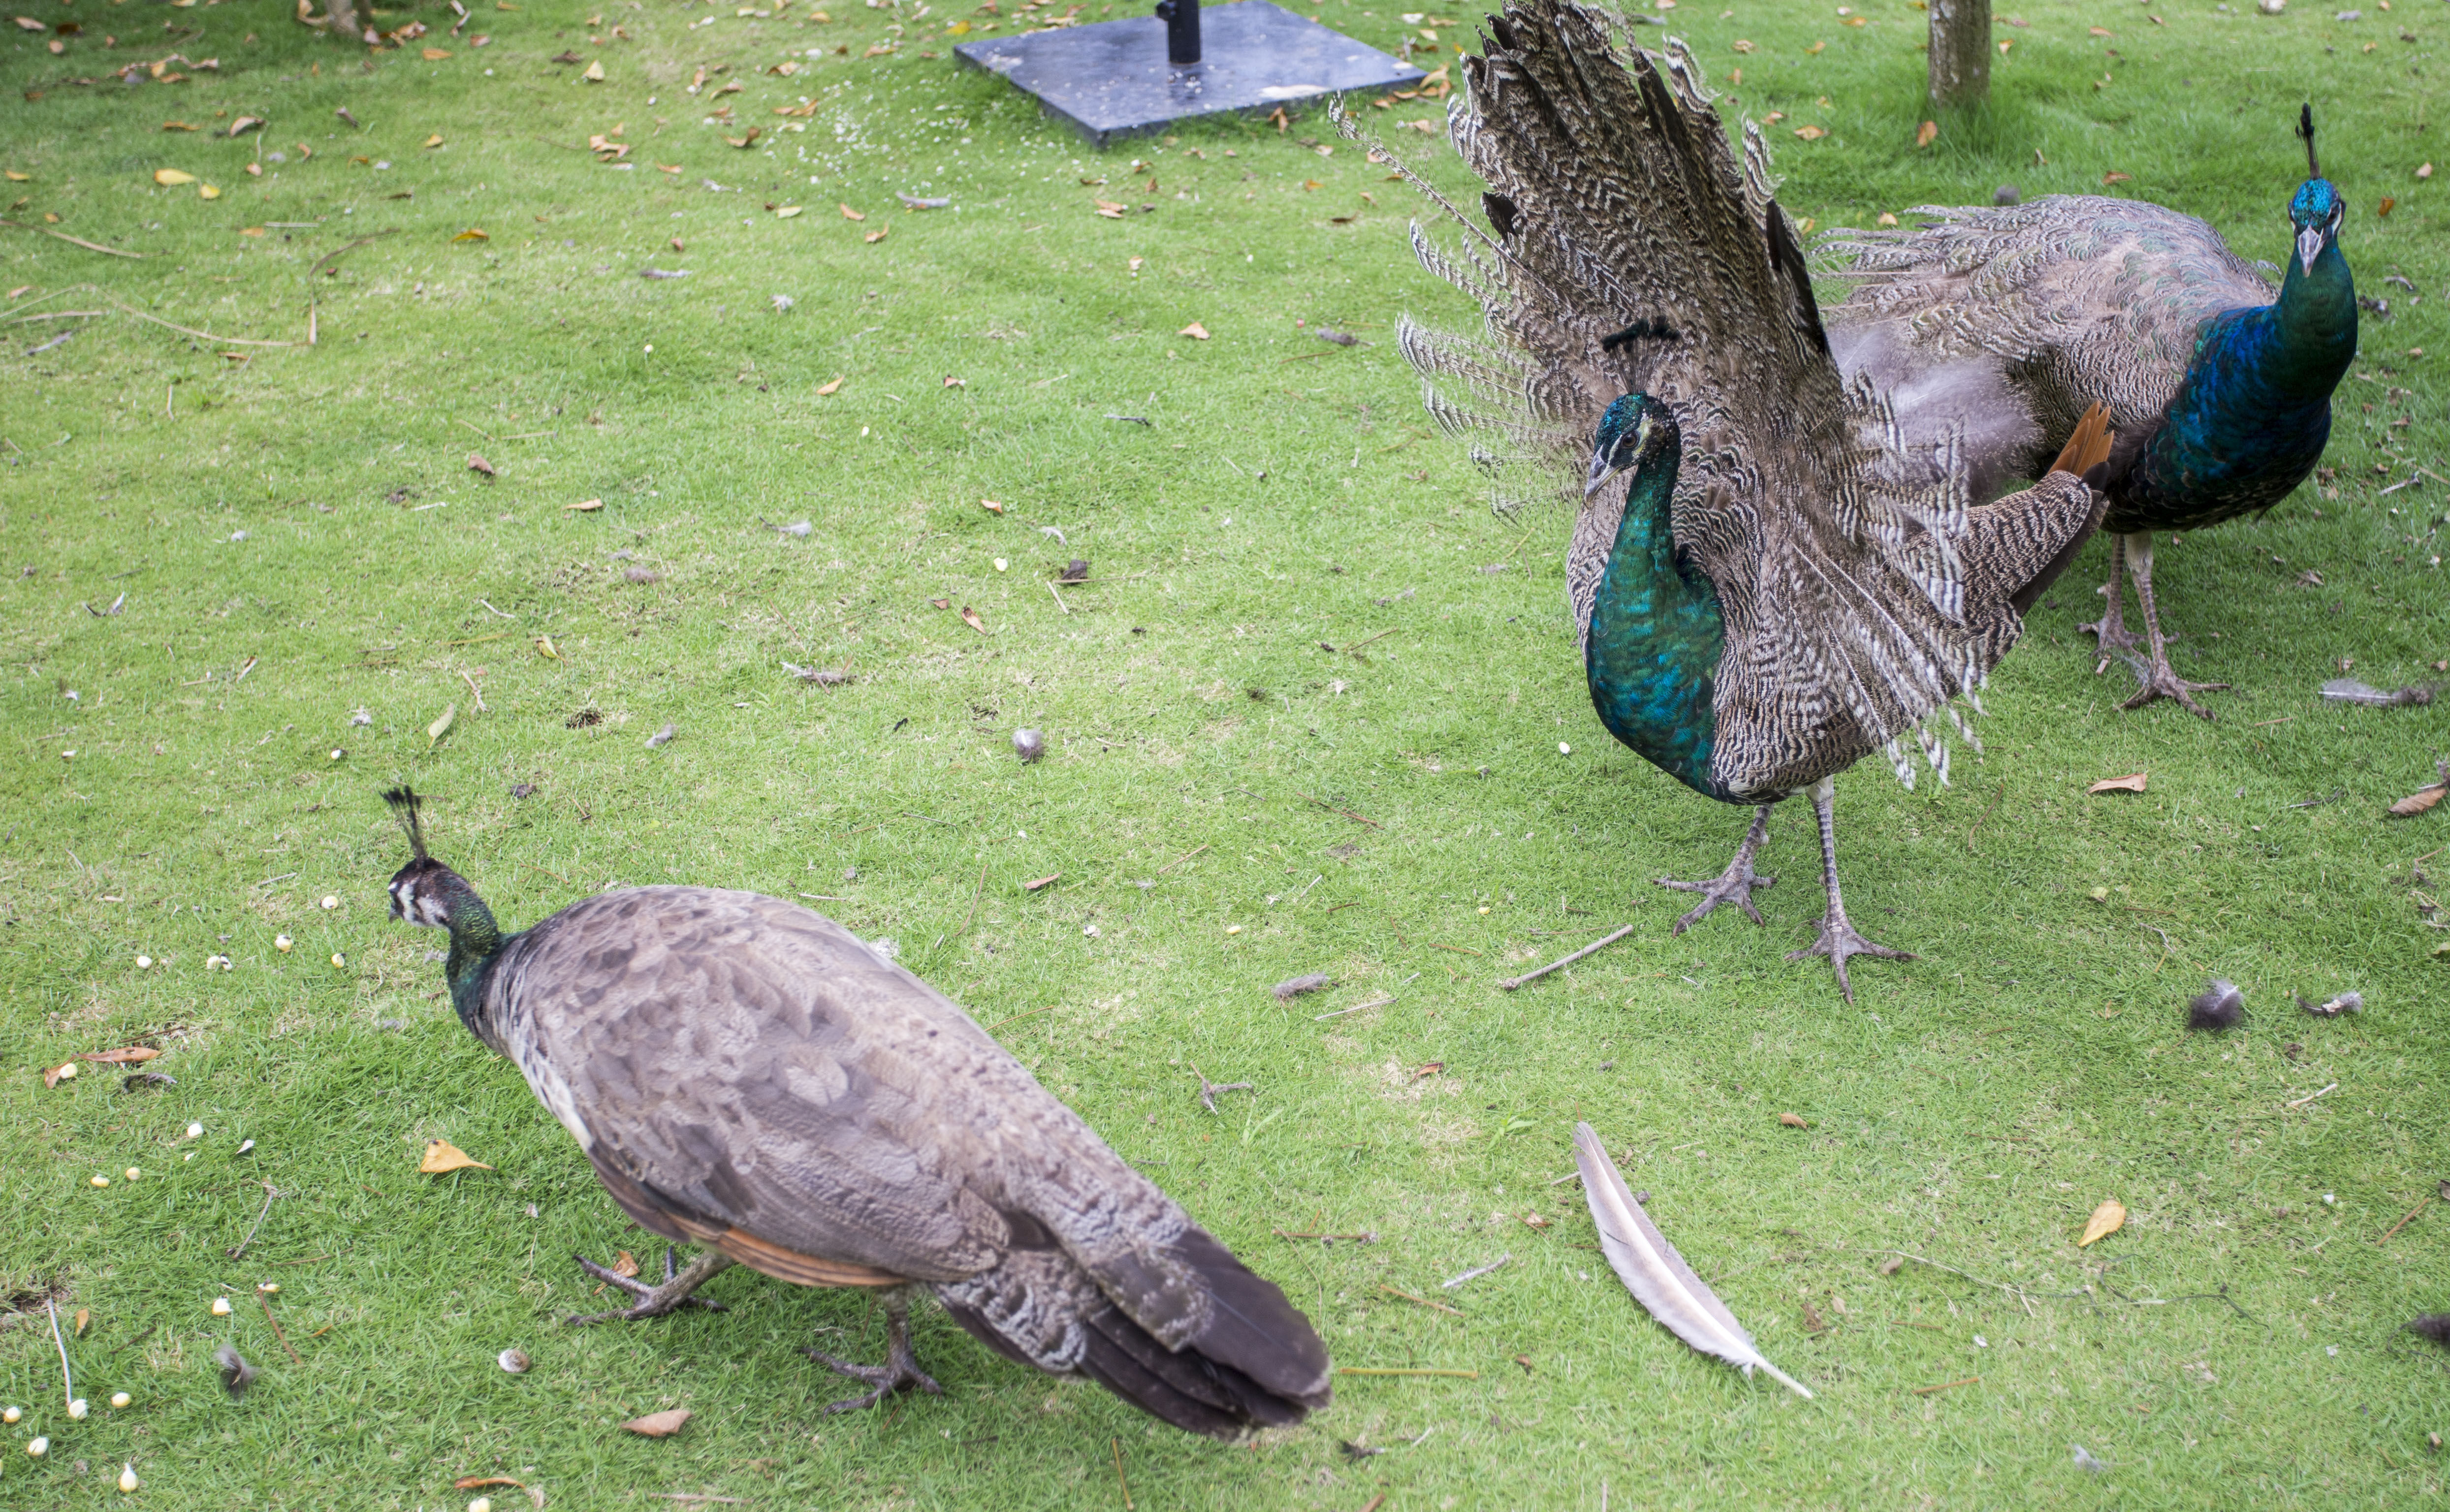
[1271,974,1332,1001]
[215,1344,257,1400]
[2187,979,2245,1032]
[2303,991,2363,1017]
[2408,1314,2450,1347]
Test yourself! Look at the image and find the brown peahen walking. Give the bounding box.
[380,788,1331,1439]
[1345,0,2113,998]
[1818,109,2357,718]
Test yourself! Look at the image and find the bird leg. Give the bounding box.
[566,1245,734,1325]
[803,1285,944,1414]
[1782,778,1914,1003]
[1656,804,1776,934]
[2115,533,2228,720]
[2077,530,2138,664]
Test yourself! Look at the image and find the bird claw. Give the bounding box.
[1785,912,1914,1004]
[2117,660,2228,720]
[565,1247,730,1325]
[1656,860,1774,933]
[802,1345,942,1414]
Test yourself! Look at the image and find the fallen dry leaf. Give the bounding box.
[1178,321,1210,340]
[419,1137,493,1174]
[979,498,1004,514]
[2419,163,2435,182]
[424,133,445,148]
[2087,773,2148,794]
[774,204,802,218]
[2388,761,2450,818]
[153,167,196,185]
[959,605,986,634]
[839,202,866,221]
[77,1047,161,1065]
[422,45,450,59]
[536,635,560,660]
[1024,873,1061,891]
[162,120,199,131]
[453,227,490,241]
[1794,125,1826,141]
[815,377,844,396]
[2078,1198,2126,1247]
[2379,196,2397,218]
[2102,170,2132,185]
[725,128,762,148]
[581,59,605,81]
[467,452,495,477]
[426,702,457,746]
[622,1408,691,1437]
[1915,119,1937,148]
[943,374,964,388]
[1093,200,1127,219]
[73,1308,90,1336]
[452,1477,544,1512]
[566,497,605,511]
[198,184,222,200]
[1778,1112,1809,1128]
[610,1249,641,1278]
[12,14,43,29]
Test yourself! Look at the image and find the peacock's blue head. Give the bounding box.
[2288,178,2343,276]
[1585,393,1679,498]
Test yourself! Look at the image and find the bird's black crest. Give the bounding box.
[2411,1314,2450,1348]
[2186,978,2244,1032]
[2297,103,2319,179]
[383,786,430,860]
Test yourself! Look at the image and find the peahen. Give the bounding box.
[1350,0,2113,998]
[1818,107,2357,718]
[380,788,1331,1438]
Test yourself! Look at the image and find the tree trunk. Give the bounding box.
[1927,0,1990,108]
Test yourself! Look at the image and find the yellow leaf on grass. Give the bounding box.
[839,202,866,220]
[610,1249,641,1278]
[1915,119,1937,149]
[426,702,457,745]
[2077,1198,2126,1247]
[536,635,561,660]
[3,170,29,181]
[1793,126,1825,141]
[454,227,489,241]
[1805,39,1824,53]
[959,605,986,633]
[419,1137,493,1174]
[73,1308,91,1336]
[422,45,451,59]
[1177,321,1209,340]
[1778,1112,1809,1128]
[774,204,802,218]
[2087,772,2147,794]
[198,184,221,199]
[163,120,199,132]
[566,497,605,511]
[581,59,605,81]
[154,168,196,185]
[424,133,445,148]
[815,376,845,395]
[622,1408,691,1437]
[241,225,266,236]
[864,228,887,243]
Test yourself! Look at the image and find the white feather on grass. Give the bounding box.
[1574,1122,1813,1399]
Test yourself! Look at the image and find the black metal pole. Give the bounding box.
[1154,0,1200,64]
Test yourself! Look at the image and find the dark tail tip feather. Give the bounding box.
[1169,1226,1333,1410]
[382,786,429,859]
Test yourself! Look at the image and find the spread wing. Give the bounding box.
[1817,195,2278,443]
[1346,0,2098,795]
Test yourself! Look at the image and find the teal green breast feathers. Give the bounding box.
[1581,395,1727,800]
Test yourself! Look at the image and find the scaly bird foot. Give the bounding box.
[803,1343,943,1414]
[1656,860,1775,934]
[1785,912,1914,1005]
[2117,656,2229,721]
[565,1246,732,1325]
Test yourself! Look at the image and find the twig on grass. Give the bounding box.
[1155,843,1209,875]
[2285,1082,2338,1110]
[0,219,143,258]
[1112,1437,1133,1512]
[46,1298,73,1408]
[1911,1376,1981,1396]
[227,1182,280,1260]
[1295,788,1382,828]
[259,1292,304,1367]
[2379,1196,2430,1246]
[1336,1367,1480,1379]
[1377,1284,1463,1317]
[1874,1250,2038,1318]
[1498,923,1637,990]
[1441,1253,1509,1289]
[1190,1064,1254,1114]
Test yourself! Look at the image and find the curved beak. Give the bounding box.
[2296,223,2325,276]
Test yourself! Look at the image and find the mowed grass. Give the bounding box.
[2,0,2448,1505]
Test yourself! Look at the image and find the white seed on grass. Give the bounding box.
[120,1463,140,1492]
[329,749,345,761]
[26,1437,47,1457]
[275,935,294,953]
[1559,742,1572,754]
[186,1122,203,1139]
[993,558,1008,572]
[67,1398,88,1419]
[1,1405,19,1423]
[257,1283,279,1294]
[321,895,339,910]
[92,1175,111,1188]
[498,1348,531,1373]
[58,1062,79,1080]
[469,1498,494,1512]
[236,1139,255,1154]
[111,1392,131,1408]
[135,955,153,970]
[211,1297,232,1316]
[331,953,347,968]
[125,1167,142,1182]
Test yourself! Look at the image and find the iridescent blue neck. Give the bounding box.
[1584,455,1727,799]
[2122,233,2355,528]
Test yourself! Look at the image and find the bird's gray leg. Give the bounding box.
[566,1246,734,1325]
[1655,804,1777,933]
[1782,778,1914,1003]
[2077,530,2137,664]
[2116,533,2228,720]
[803,1285,943,1414]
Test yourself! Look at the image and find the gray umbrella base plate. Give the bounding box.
[954,1,1426,148]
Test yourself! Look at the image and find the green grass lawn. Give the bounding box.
[3,0,2448,1504]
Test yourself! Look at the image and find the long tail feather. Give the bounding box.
[1573,1123,1812,1399]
